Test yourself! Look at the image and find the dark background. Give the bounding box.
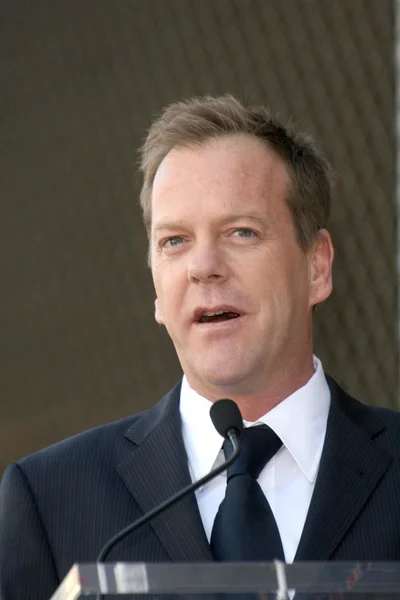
[1,0,397,474]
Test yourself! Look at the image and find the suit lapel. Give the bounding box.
[295,378,392,561]
[117,383,213,561]
[115,377,393,563]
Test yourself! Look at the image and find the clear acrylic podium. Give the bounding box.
[50,562,400,599]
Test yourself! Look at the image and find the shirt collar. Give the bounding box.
[180,376,223,484]
[179,356,331,484]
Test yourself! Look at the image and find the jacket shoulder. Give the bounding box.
[15,412,141,478]
[12,381,182,481]
[327,374,400,445]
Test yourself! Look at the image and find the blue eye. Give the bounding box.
[164,236,184,247]
[233,229,255,237]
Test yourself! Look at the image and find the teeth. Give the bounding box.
[202,310,228,317]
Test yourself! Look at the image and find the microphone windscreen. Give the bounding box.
[210,399,244,439]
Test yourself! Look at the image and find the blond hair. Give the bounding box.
[139,94,331,250]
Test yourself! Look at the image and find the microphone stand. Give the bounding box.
[97,428,240,563]
[95,428,241,599]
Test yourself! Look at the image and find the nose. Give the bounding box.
[187,242,228,284]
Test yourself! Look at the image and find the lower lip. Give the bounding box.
[193,315,244,332]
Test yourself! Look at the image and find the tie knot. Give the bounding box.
[224,425,282,480]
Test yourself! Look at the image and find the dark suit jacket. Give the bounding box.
[1,377,400,600]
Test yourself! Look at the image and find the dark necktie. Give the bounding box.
[210,425,285,562]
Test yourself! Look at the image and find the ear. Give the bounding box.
[154,297,165,325]
[309,229,334,308]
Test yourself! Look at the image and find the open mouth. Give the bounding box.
[197,310,241,324]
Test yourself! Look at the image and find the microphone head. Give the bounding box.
[210,399,244,439]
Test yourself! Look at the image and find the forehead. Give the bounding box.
[151,134,291,222]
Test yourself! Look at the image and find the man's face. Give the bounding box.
[150,134,333,399]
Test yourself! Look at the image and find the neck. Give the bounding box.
[228,368,314,421]
[187,355,315,421]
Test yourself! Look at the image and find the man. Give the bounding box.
[1,95,400,600]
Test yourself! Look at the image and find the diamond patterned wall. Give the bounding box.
[0,0,396,472]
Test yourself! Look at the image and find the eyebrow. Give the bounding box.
[153,220,189,234]
[220,214,265,226]
[153,213,265,234]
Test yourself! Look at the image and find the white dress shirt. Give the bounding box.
[180,356,331,563]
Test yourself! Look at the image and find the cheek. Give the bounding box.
[154,298,165,325]
[154,270,187,321]
[259,258,309,310]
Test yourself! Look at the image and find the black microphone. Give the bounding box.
[96,398,243,565]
